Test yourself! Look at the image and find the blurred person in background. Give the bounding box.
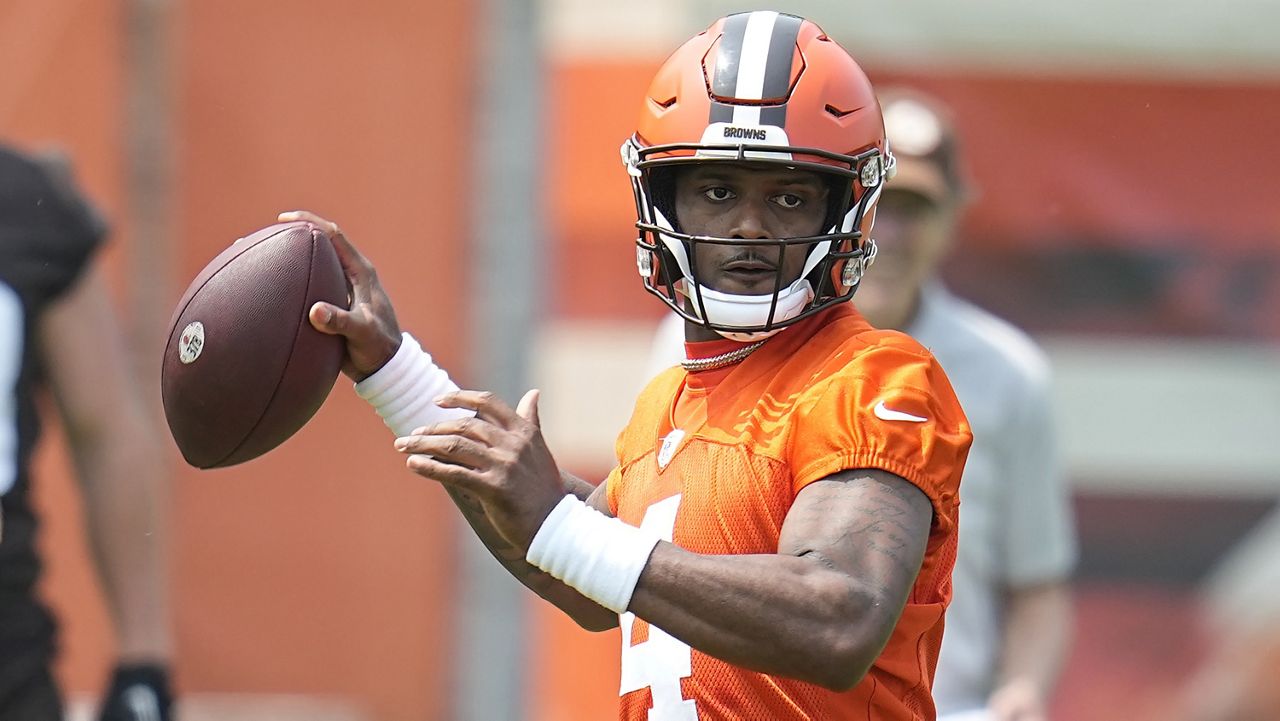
[858,89,1076,721]
[648,86,1078,721]
[1180,506,1280,721]
[0,145,173,720]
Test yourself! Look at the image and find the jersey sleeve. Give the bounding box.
[0,147,106,310]
[788,336,972,528]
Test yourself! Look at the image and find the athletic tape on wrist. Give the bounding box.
[526,494,663,614]
[355,332,474,437]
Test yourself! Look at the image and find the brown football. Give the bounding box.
[161,221,348,468]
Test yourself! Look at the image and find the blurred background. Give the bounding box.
[4,0,1277,719]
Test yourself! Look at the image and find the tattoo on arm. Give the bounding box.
[782,469,934,602]
[852,477,930,574]
[443,486,537,580]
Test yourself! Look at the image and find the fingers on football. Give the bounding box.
[332,235,380,302]
[279,210,377,294]
[278,210,336,234]
[309,301,370,339]
[308,301,346,335]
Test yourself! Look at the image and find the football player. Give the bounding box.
[291,11,971,719]
[0,147,174,721]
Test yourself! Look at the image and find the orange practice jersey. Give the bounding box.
[605,303,972,721]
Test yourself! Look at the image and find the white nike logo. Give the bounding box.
[873,401,928,423]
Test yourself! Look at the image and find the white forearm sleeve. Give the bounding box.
[526,494,663,613]
[354,332,474,436]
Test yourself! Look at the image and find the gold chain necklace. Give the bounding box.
[681,339,767,372]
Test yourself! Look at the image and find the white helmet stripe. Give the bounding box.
[801,240,831,279]
[652,206,692,280]
[735,11,780,100]
[834,179,882,233]
[732,105,762,126]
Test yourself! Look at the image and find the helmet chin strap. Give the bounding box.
[676,278,815,341]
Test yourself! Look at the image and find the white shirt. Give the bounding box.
[906,284,1076,715]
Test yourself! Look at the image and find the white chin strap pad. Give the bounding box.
[681,279,815,341]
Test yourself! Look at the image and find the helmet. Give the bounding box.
[622,10,893,340]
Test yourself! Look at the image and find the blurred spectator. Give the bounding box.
[1180,505,1280,721]
[1,146,173,720]
[859,88,1076,721]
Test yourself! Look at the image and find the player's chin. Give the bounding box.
[708,272,781,296]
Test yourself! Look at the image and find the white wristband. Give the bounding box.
[354,332,474,437]
[526,494,663,614]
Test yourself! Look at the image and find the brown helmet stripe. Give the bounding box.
[710,13,751,100]
[706,12,803,130]
[761,13,803,102]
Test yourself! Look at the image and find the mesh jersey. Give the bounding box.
[606,303,971,721]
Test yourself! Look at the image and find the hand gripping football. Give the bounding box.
[161,221,348,468]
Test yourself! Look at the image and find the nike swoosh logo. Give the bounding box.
[874,401,928,423]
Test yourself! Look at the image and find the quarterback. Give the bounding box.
[291,11,971,720]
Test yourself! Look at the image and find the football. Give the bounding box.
[161,221,348,468]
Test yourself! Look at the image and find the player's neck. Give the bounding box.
[683,318,723,343]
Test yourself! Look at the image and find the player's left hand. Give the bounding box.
[99,663,173,721]
[396,389,564,550]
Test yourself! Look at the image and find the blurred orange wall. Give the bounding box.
[5,2,477,720]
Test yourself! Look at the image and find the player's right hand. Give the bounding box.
[278,210,402,382]
[397,389,564,552]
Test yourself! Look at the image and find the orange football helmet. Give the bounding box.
[622,11,893,340]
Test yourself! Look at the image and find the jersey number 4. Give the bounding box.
[618,494,699,720]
